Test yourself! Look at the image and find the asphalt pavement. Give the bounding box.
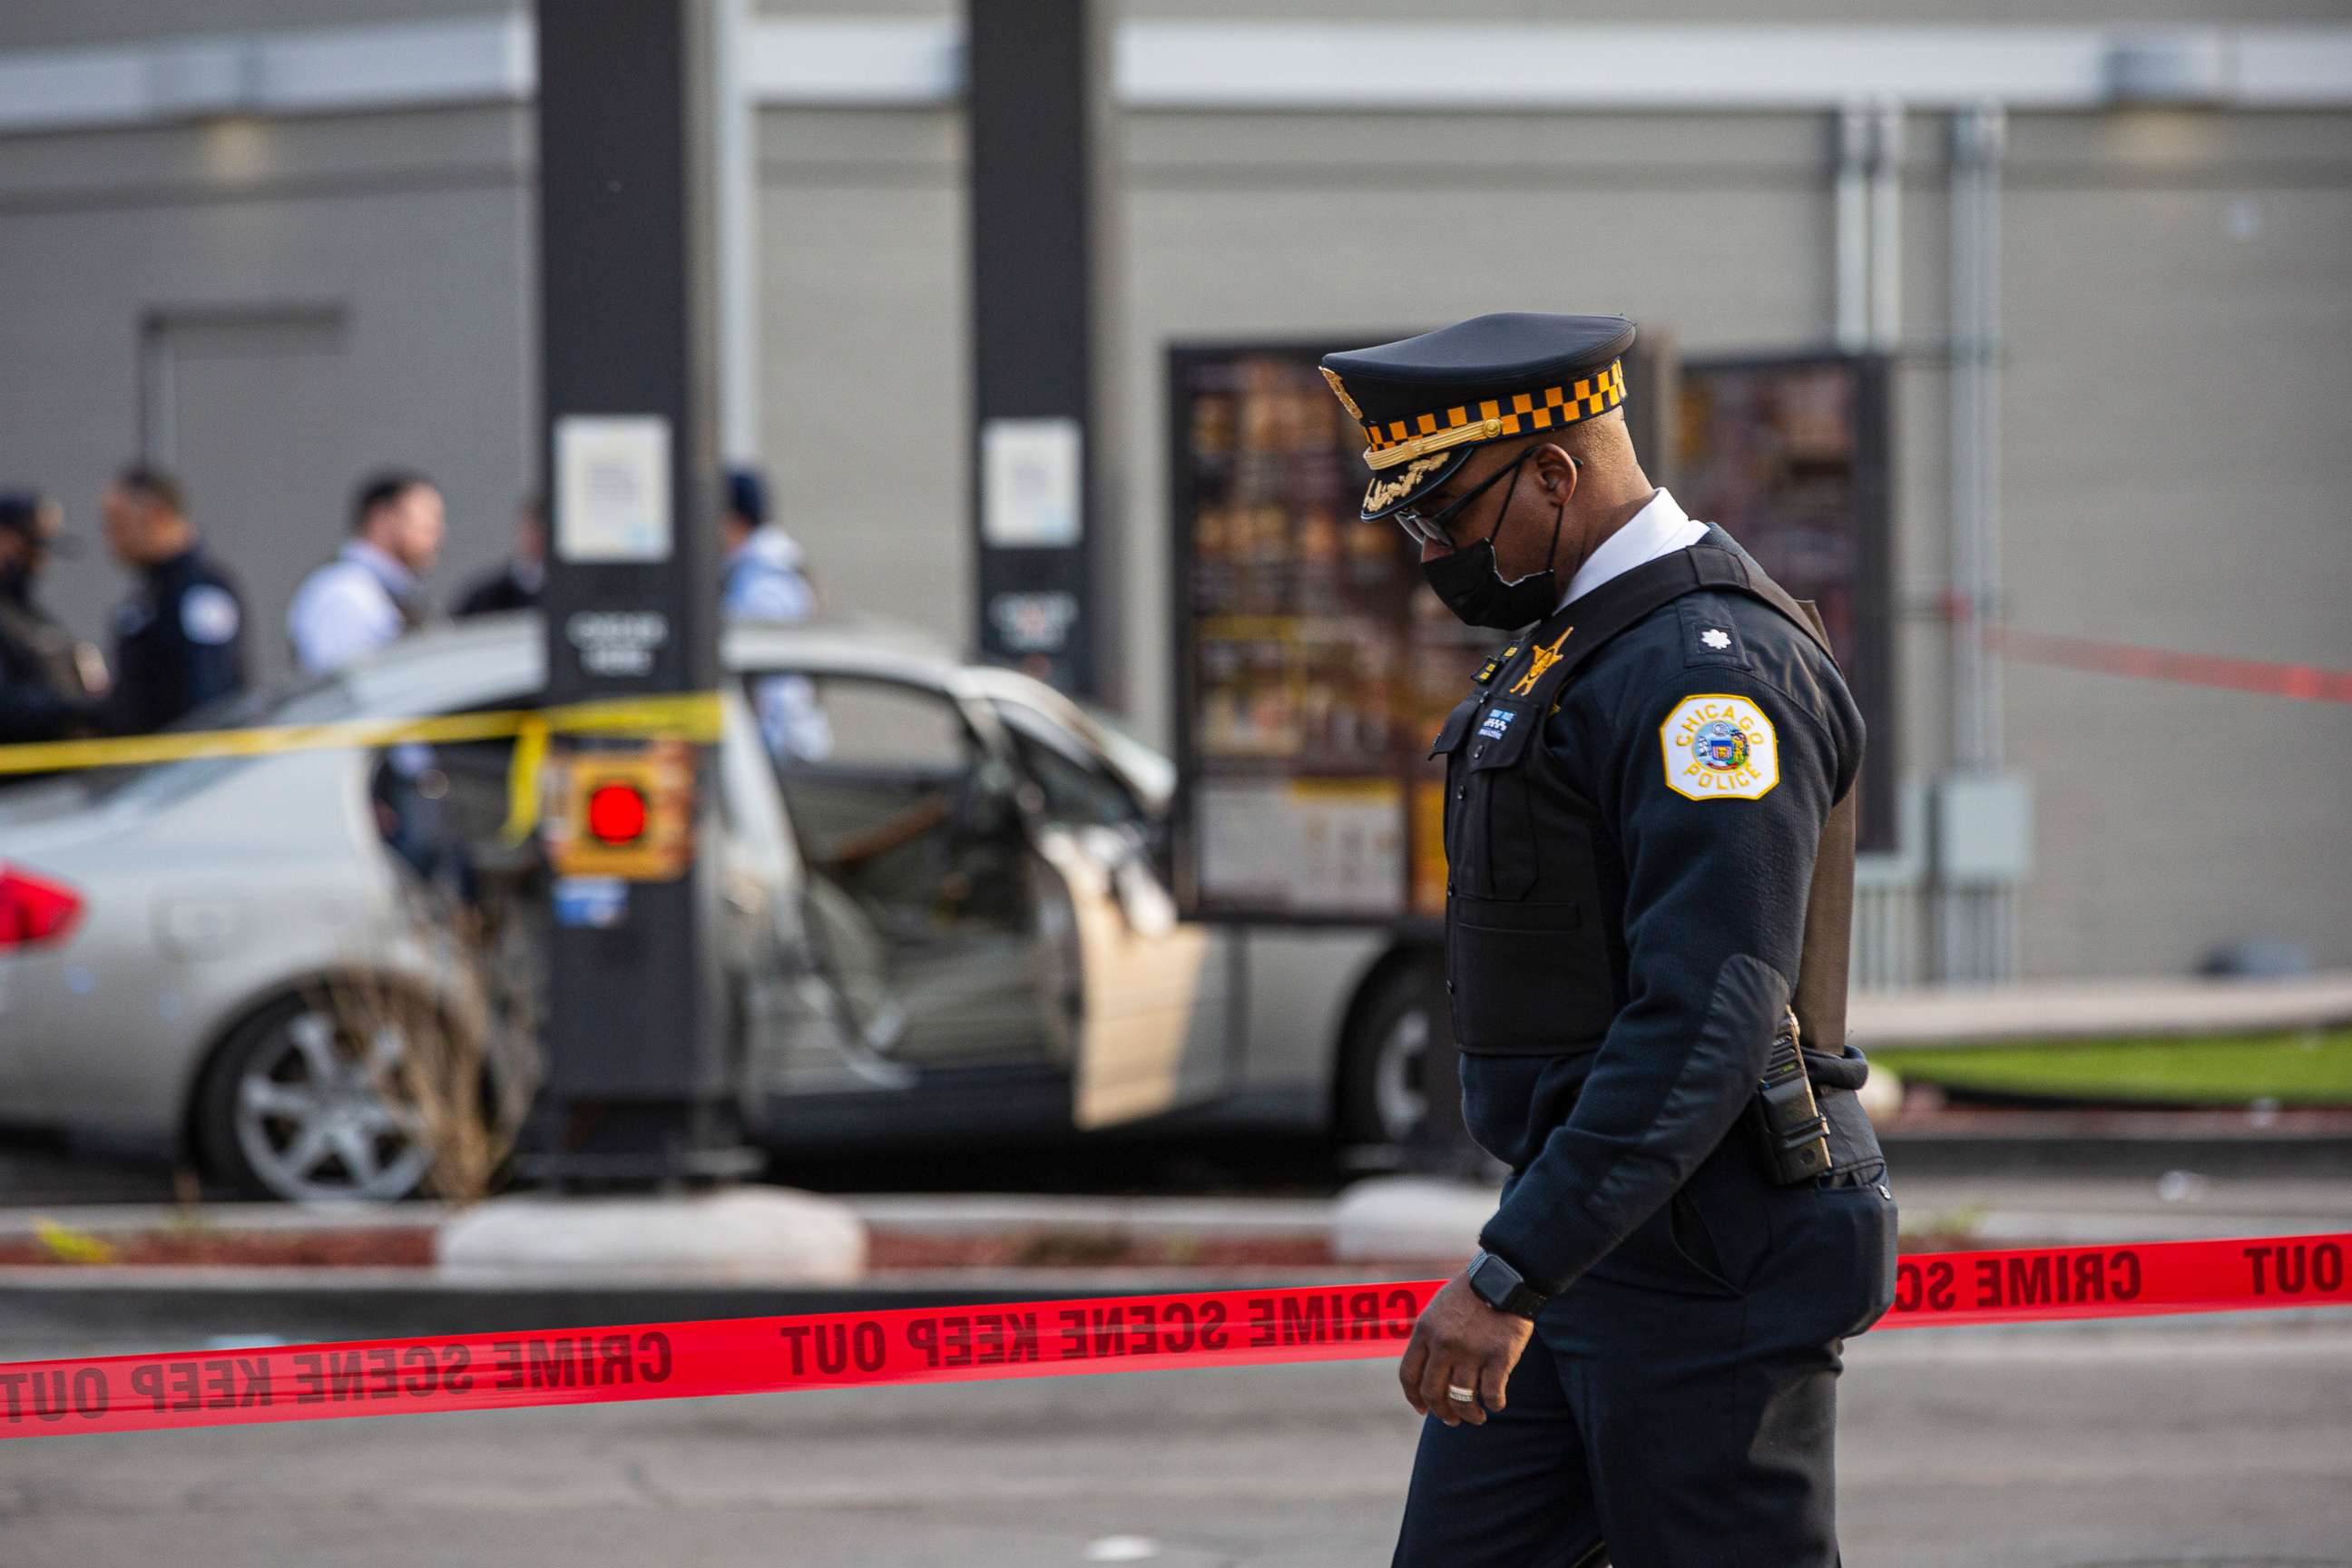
[0,1127,1375,1206]
[1,1316,2345,1567]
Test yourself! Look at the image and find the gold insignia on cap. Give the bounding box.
[1319,367,1364,420]
[1361,454,1448,514]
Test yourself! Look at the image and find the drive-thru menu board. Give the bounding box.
[1168,344,1481,925]
[1674,352,1895,852]
[1169,344,1891,926]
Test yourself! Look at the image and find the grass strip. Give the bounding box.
[1871,1027,2352,1107]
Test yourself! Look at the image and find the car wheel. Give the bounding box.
[196,995,436,1203]
[1338,963,1447,1147]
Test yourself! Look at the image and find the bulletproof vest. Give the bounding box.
[1428,533,1857,1058]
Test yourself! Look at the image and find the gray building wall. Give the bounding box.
[0,103,534,683]
[755,108,970,657]
[1,4,2347,978]
[0,0,513,49]
[2000,112,2352,975]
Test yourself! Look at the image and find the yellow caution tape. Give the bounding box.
[0,691,725,842]
[32,1219,117,1266]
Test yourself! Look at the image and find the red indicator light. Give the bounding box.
[0,864,83,948]
[585,782,650,845]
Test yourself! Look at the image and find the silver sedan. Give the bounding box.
[0,617,1438,1201]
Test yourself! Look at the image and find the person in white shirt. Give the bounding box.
[287,470,446,675]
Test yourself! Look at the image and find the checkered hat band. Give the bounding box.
[1363,360,1626,454]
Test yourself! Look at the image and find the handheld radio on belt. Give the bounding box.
[1751,1007,1835,1185]
[1749,597,1854,1186]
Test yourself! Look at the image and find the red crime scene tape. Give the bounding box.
[3,1231,2344,1440]
[1987,626,2352,704]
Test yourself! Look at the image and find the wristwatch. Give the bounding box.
[1465,1249,1550,1319]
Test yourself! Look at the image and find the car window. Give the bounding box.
[744,673,980,861]
[807,680,968,772]
[746,672,1028,939]
[85,671,358,806]
[399,729,530,854]
[989,699,1143,830]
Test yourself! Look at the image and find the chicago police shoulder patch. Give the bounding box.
[180,583,241,646]
[1660,693,1779,800]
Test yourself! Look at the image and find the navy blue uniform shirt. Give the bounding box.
[113,546,249,734]
[1456,545,1868,1297]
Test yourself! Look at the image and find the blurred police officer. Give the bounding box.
[289,469,446,674]
[720,466,830,760]
[453,492,544,618]
[1318,315,1896,1567]
[101,465,248,733]
[0,490,107,747]
[720,467,814,622]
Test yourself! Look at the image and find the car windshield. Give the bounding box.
[82,670,358,806]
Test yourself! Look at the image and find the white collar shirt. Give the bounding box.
[287,541,414,676]
[1558,487,1708,609]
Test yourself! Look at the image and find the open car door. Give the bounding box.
[730,661,1235,1131]
[1032,824,1228,1128]
[978,697,1237,1130]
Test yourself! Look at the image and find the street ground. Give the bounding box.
[0,1317,2345,1566]
[0,1126,1373,1207]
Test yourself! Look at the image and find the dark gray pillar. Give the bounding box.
[967,0,1104,696]
[533,0,745,1185]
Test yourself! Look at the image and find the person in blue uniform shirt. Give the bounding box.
[100,466,247,734]
[1318,314,1896,1567]
[720,466,831,761]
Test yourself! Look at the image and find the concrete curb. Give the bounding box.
[1853,971,2352,1046]
[436,1190,865,1283]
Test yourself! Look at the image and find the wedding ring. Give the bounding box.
[1446,1385,1478,1404]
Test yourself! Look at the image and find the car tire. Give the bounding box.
[194,991,438,1203]
[1337,960,1455,1149]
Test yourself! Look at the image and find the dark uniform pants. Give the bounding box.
[1392,1138,1898,1568]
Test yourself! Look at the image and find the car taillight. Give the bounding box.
[0,865,83,949]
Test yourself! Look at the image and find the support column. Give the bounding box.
[966,0,1107,695]
[533,0,747,1184]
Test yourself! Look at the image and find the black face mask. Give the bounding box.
[1417,459,1566,630]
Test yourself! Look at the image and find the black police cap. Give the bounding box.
[1318,313,1636,521]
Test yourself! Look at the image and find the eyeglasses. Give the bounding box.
[1389,447,1559,549]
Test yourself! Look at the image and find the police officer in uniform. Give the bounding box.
[719,467,831,761]
[0,491,107,749]
[1317,315,1896,1567]
[101,466,248,734]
